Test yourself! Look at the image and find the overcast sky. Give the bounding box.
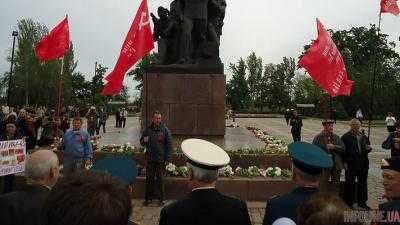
[1,0,399,99]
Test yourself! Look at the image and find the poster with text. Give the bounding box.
[0,139,26,176]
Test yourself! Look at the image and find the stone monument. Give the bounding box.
[143,0,227,136]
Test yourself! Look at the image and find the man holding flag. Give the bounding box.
[299,18,352,193]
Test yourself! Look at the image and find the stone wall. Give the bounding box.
[142,72,226,136]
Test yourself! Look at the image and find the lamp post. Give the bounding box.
[93,61,97,105]
[7,30,18,106]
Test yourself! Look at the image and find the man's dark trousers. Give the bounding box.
[145,161,165,202]
[344,169,368,206]
[292,130,301,142]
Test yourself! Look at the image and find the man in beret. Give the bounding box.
[159,139,252,225]
[263,142,333,225]
[312,119,345,192]
[379,158,400,225]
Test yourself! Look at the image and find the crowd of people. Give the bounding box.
[0,105,135,194]
[0,108,400,225]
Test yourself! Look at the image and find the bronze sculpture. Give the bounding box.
[151,0,226,71]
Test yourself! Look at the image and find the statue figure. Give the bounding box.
[207,0,226,46]
[180,0,209,64]
[151,0,226,71]
[151,1,184,64]
[151,7,170,64]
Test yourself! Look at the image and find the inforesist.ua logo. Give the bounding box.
[344,210,400,223]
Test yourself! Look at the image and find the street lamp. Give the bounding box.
[7,30,18,106]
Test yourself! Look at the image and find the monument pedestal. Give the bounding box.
[142,70,226,136]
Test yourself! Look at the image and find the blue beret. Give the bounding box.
[91,156,138,185]
[288,142,333,175]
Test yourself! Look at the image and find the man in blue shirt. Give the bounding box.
[60,117,93,175]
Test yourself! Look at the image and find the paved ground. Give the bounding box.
[97,116,389,225]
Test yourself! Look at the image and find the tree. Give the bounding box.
[263,57,296,111]
[246,52,263,109]
[91,64,107,105]
[226,58,251,111]
[292,73,327,115]
[127,53,159,91]
[70,72,91,106]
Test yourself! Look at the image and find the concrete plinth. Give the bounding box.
[142,71,225,136]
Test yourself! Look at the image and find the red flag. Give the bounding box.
[381,0,400,16]
[102,79,124,96]
[102,0,154,96]
[298,19,353,97]
[35,16,70,62]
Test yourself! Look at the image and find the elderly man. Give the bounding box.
[341,118,371,210]
[263,142,333,225]
[60,117,93,175]
[312,119,345,192]
[0,150,60,225]
[379,157,400,225]
[140,111,172,206]
[159,138,251,225]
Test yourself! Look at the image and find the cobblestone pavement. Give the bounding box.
[97,117,389,225]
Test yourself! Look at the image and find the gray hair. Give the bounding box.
[349,118,361,126]
[25,150,59,181]
[187,163,218,183]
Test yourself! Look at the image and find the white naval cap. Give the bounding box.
[181,138,230,170]
[272,218,296,225]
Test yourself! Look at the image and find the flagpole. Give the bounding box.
[57,57,64,117]
[367,13,382,139]
[145,70,148,130]
[329,96,334,120]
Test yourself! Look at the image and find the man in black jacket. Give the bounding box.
[290,110,302,142]
[140,111,173,206]
[159,138,251,225]
[0,150,60,225]
[382,121,400,157]
[341,118,371,210]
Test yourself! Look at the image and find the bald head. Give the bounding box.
[25,150,60,187]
